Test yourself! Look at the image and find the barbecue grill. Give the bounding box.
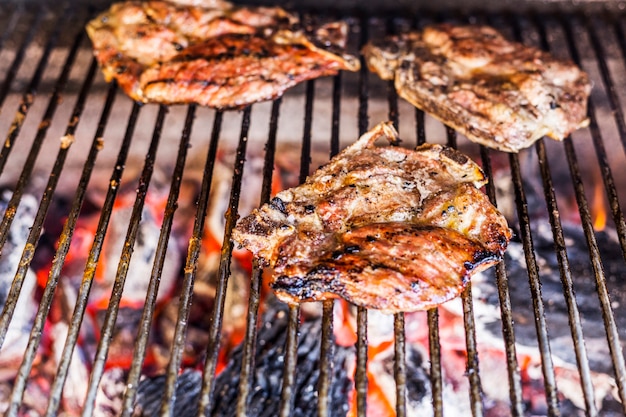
[0,0,626,416]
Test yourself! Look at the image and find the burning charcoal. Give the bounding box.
[53,187,181,374]
[132,368,202,416]
[475,220,626,375]
[133,299,353,417]
[470,219,625,414]
[210,299,352,417]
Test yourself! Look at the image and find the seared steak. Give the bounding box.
[86,0,359,109]
[232,122,511,313]
[362,24,591,153]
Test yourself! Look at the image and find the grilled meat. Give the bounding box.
[232,122,511,313]
[86,0,359,109]
[362,24,591,153]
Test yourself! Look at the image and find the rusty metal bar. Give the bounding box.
[3,56,98,417]
[508,16,561,416]
[318,71,343,417]
[384,41,407,415]
[509,152,561,416]
[0,7,68,177]
[278,79,316,417]
[585,14,626,158]
[83,103,167,415]
[70,100,141,416]
[561,18,626,411]
[196,108,251,415]
[567,15,626,262]
[354,16,370,417]
[120,104,197,417]
[443,107,485,416]
[162,109,223,417]
[0,10,82,348]
[428,309,443,417]
[536,138,598,415]
[478,145,525,417]
[236,98,283,417]
[0,6,39,111]
[461,284,484,417]
[43,81,118,416]
[528,14,600,416]
[562,135,626,412]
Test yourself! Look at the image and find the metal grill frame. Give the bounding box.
[0,3,625,417]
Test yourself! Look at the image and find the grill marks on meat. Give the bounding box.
[86,0,359,108]
[362,24,591,153]
[232,122,512,313]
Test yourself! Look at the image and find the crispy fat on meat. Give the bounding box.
[86,0,359,108]
[362,24,591,153]
[232,122,512,313]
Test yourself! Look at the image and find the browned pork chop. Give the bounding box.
[232,122,512,313]
[86,0,359,109]
[362,24,591,153]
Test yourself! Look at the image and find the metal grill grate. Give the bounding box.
[0,3,625,417]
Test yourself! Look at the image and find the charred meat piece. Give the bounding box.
[362,24,591,152]
[232,122,511,313]
[86,0,359,109]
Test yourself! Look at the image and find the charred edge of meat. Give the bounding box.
[271,265,343,301]
[464,250,502,273]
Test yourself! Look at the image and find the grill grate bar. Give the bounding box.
[479,145,525,417]
[279,305,301,417]
[162,108,223,416]
[574,18,626,259]
[278,79,316,417]
[354,17,370,417]
[585,15,626,158]
[120,104,197,417]
[77,101,142,416]
[441,81,484,416]
[235,97,282,416]
[0,7,69,176]
[197,108,251,415]
[318,300,335,417]
[509,16,562,415]
[85,102,166,415]
[4,55,98,416]
[0,4,20,55]
[393,314,407,417]
[611,15,626,152]
[44,81,118,416]
[0,6,39,111]
[383,55,408,417]
[531,14,608,415]
[509,152,560,415]
[317,71,343,417]
[385,82,408,417]
[535,136,598,415]
[461,285,483,417]
[561,17,626,410]
[427,309,443,417]
[415,109,426,146]
[0,9,82,349]
[562,133,626,411]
